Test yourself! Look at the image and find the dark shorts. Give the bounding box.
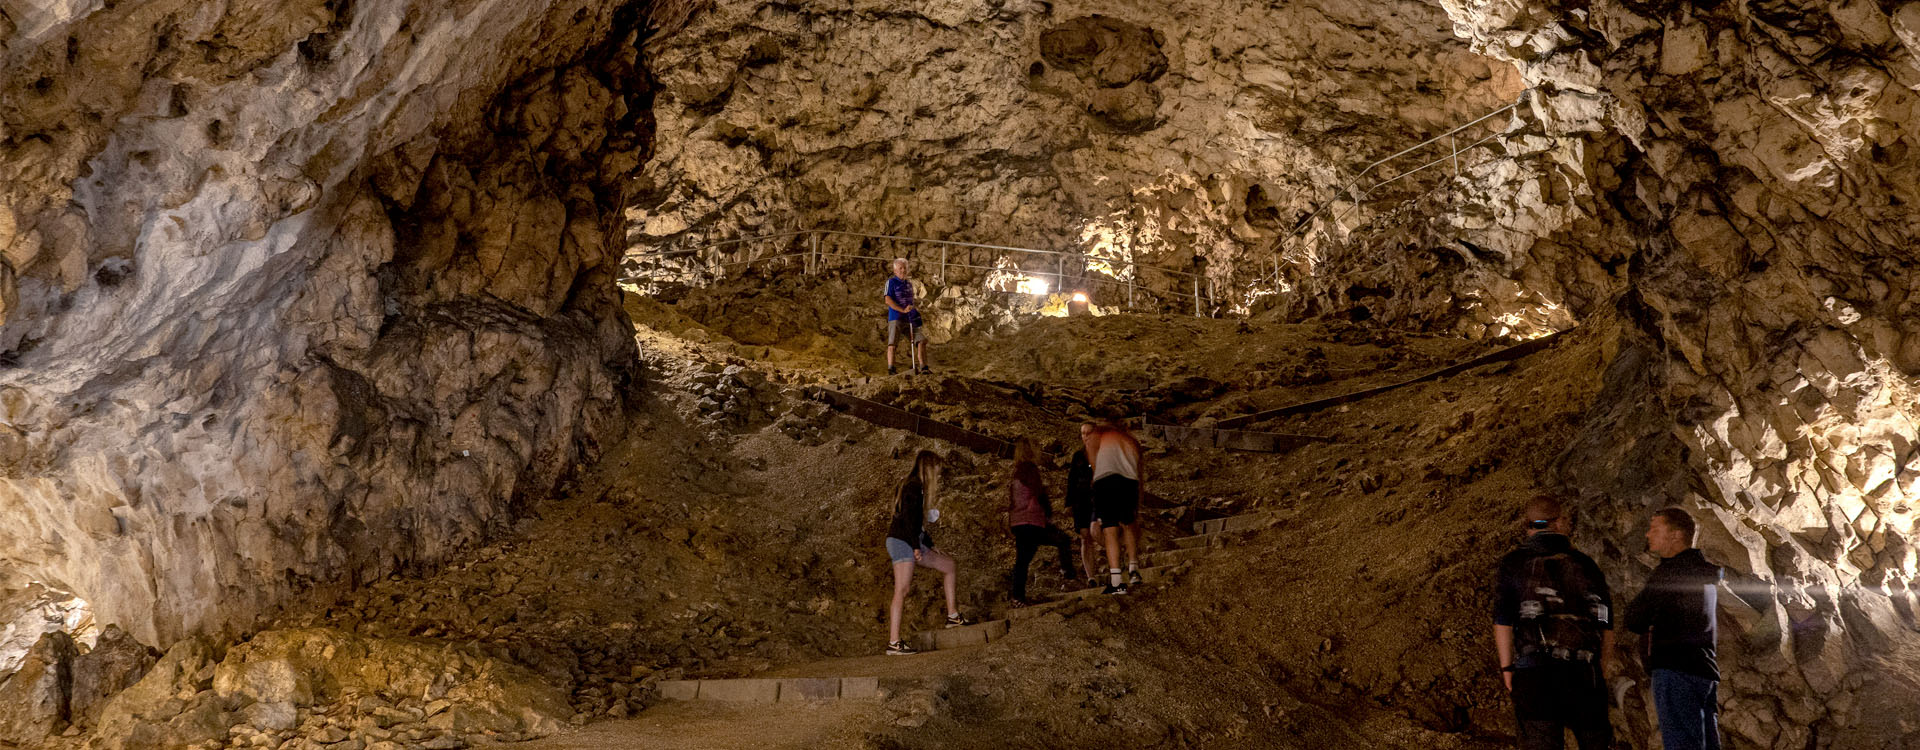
[887,317,927,345]
[1070,501,1094,531]
[1091,475,1138,526]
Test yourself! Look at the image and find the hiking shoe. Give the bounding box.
[1086,577,1101,589]
[887,365,896,375]
[1128,569,1144,586]
[917,366,932,375]
[1102,583,1129,596]
[944,613,975,628]
[885,640,919,656]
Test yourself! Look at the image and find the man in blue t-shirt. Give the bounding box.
[883,258,929,375]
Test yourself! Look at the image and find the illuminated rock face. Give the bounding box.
[0,1,649,647]
[628,0,1527,319]
[1431,0,1920,745]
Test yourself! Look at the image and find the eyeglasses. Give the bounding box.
[1527,517,1559,529]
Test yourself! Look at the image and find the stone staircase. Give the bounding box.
[652,509,1274,704]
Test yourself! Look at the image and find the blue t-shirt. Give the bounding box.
[884,277,916,321]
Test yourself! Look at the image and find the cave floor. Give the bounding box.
[253,275,1611,748]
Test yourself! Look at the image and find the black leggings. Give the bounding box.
[1010,525,1075,600]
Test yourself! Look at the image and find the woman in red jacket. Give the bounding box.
[1006,439,1075,605]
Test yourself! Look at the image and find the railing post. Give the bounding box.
[1451,134,1459,178]
[811,231,821,275]
[1056,255,1064,295]
[940,246,948,284]
[1192,278,1200,317]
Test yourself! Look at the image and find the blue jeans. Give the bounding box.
[1652,669,1720,750]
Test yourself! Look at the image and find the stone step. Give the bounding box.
[655,675,890,703]
[1172,532,1223,550]
[1190,512,1277,536]
[911,618,1009,653]
[1143,546,1209,567]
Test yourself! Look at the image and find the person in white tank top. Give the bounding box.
[1093,436,1140,481]
[1087,420,1144,593]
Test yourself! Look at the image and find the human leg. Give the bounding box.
[1653,670,1715,750]
[1124,521,1141,568]
[1009,527,1041,601]
[888,559,914,643]
[1509,668,1567,750]
[1079,526,1101,582]
[918,546,959,616]
[1046,526,1075,577]
[1564,664,1614,750]
[885,320,900,370]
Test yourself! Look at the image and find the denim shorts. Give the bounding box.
[885,537,927,563]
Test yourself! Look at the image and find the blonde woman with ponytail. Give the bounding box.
[883,450,972,655]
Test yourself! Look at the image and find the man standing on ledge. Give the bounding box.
[1492,494,1616,750]
[1625,507,1722,750]
[884,258,929,376]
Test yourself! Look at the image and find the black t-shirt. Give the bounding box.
[1065,449,1093,512]
[1624,548,1721,680]
[1492,533,1613,669]
[887,479,926,545]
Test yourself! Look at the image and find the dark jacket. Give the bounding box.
[1492,533,1613,669]
[1065,449,1093,514]
[886,479,927,546]
[1624,548,1721,680]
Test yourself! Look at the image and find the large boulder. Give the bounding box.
[69,626,159,726]
[0,630,76,744]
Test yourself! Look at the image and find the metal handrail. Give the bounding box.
[1350,90,1528,185]
[1245,90,1534,293]
[623,229,1209,281]
[624,89,1537,317]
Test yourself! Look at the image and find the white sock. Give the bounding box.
[1109,568,1123,587]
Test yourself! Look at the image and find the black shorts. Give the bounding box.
[1091,475,1139,526]
[1070,501,1094,531]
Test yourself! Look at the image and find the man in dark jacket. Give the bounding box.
[1492,495,1616,750]
[1624,507,1722,750]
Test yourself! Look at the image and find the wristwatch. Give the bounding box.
[1499,665,1515,672]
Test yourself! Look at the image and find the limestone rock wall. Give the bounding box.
[628,0,1526,311]
[1433,0,1920,746]
[0,0,651,647]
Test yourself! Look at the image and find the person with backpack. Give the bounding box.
[1491,495,1616,749]
[883,258,929,376]
[1624,507,1722,750]
[1005,439,1076,605]
[883,449,973,655]
[1066,424,1103,588]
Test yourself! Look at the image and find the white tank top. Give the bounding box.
[1092,436,1139,481]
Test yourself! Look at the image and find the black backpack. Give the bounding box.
[1515,552,1608,663]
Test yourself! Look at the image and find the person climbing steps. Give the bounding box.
[883,450,970,655]
[1005,439,1076,606]
[1087,418,1145,595]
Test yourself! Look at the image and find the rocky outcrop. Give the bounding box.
[628,0,1524,310]
[0,0,651,647]
[1428,0,1920,746]
[0,630,76,744]
[87,628,564,750]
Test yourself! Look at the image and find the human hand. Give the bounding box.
[1502,671,1513,692]
[913,549,924,563]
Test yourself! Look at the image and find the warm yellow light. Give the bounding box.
[1071,292,1088,304]
[1030,278,1050,295]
